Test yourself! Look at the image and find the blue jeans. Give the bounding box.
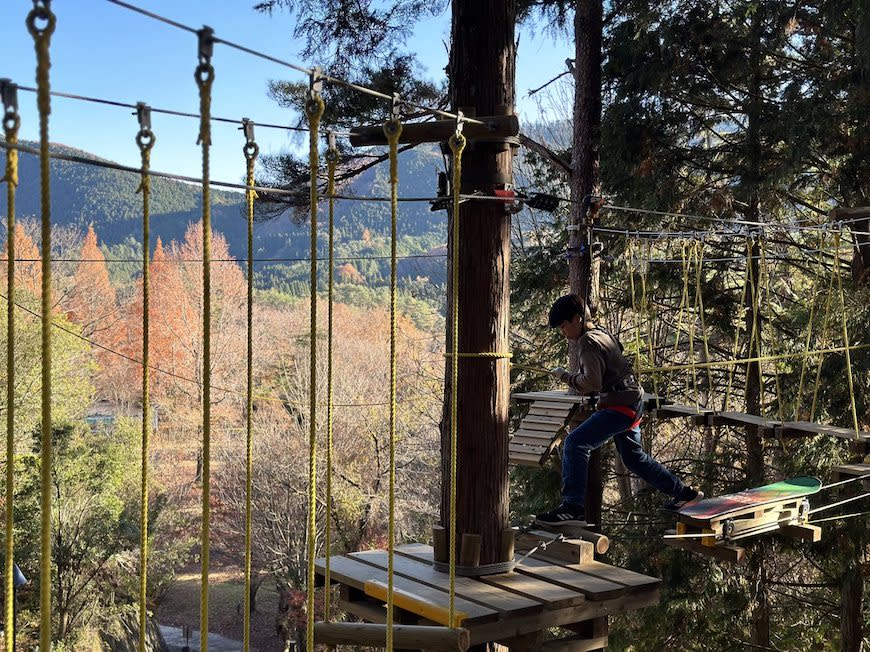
[561,404,685,507]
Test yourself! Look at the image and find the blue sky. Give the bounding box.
[1,1,572,184]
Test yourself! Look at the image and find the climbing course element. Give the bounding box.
[135,101,156,652]
[304,68,324,652]
[241,117,258,652]
[194,25,215,652]
[2,77,20,652]
[665,476,823,563]
[26,2,56,649]
[384,95,404,652]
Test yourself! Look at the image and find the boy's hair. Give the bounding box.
[548,294,593,328]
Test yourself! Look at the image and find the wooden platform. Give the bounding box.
[314,543,660,649]
[832,463,870,490]
[509,394,584,466]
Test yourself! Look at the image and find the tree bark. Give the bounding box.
[440,0,516,566]
[839,564,864,652]
[569,0,604,531]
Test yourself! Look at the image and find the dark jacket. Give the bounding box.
[562,328,643,408]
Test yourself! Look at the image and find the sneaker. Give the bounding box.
[663,487,704,512]
[534,503,587,527]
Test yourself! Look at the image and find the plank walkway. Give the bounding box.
[314,543,660,649]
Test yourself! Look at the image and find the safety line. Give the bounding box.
[103,0,486,126]
[15,84,308,132]
[820,473,870,491]
[808,493,870,515]
[809,510,870,525]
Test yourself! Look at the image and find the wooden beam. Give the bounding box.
[349,114,520,147]
[663,536,746,563]
[830,206,870,219]
[314,623,471,652]
[779,524,822,543]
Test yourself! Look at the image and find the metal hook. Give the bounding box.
[135,102,152,132]
[0,79,18,114]
[241,117,255,144]
[310,66,323,98]
[391,92,402,122]
[197,26,215,64]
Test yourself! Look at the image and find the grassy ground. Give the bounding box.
[156,566,285,652]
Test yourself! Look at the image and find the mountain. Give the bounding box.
[1,140,448,291]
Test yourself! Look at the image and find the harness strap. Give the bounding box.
[603,404,643,430]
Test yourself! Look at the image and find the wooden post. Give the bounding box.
[440,0,515,569]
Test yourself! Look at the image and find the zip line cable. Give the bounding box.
[15,84,310,133]
[104,0,486,126]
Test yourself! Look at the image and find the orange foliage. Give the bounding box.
[0,222,42,297]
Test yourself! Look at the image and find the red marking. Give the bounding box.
[604,405,642,429]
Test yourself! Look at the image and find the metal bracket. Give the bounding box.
[241,117,255,144]
[310,66,323,98]
[197,26,215,64]
[390,92,402,121]
[0,79,18,114]
[135,102,152,132]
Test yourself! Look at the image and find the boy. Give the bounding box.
[535,294,702,527]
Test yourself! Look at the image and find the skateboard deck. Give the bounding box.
[671,476,822,547]
[677,476,821,523]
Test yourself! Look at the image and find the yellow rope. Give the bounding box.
[444,351,512,359]
[809,255,838,421]
[324,138,339,622]
[3,86,21,652]
[744,238,764,408]
[194,31,215,651]
[641,240,660,404]
[833,231,861,436]
[242,128,258,652]
[383,115,403,652]
[27,4,56,649]
[304,90,324,652]
[135,116,155,652]
[794,232,829,419]
[723,241,751,409]
[693,241,714,407]
[447,127,465,628]
[760,241,785,422]
[684,244,698,405]
[627,239,642,372]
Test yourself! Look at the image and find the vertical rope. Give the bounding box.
[382,117,403,652]
[627,239,642,372]
[794,232,829,419]
[26,4,56,650]
[194,27,215,651]
[693,241,714,407]
[324,137,339,621]
[833,231,861,436]
[242,125,258,652]
[447,128,466,627]
[809,258,838,421]
[135,112,156,652]
[724,241,751,410]
[2,86,21,652]
[641,240,660,405]
[304,90,324,652]
[744,238,764,408]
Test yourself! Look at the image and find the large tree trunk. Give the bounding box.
[840,564,864,652]
[569,0,604,529]
[440,0,516,566]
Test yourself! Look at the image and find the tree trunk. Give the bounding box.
[839,564,864,652]
[440,0,516,566]
[569,0,604,531]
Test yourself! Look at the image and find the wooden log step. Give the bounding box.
[314,622,470,652]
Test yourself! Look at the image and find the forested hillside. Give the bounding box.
[2,140,449,297]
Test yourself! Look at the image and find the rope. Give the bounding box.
[447,126,466,628]
[693,241,714,407]
[324,136,340,622]
[444,351,512,359]
[2,82,21,652]
[808,492,870,515]
[26,3,56,649]
[384,114,403,652]
[194,27,215,651]
[304,88,324,652]
[794,235,830,419]
[809,254,839,421]
[833,232,861,437]
[135,111,156,652]
[723,242,751,409]
[242,123,258,652]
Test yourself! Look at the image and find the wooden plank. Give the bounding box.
[467,590,660,646]
[518,420,564,433]
[663,536,746,563]
[567,561,661,594]
[396,544,587,610]
[528,401,577,411]
[515,532,594,565]
[513,429,560,440]
[779,524,822,542]
[714,412,780,431]
[349,550,544,617]
[512,392,590,405]
[314,556,498,624]
[510,455,546,467]
[832,464,870,489]
[523,415,568,426]
[509,442,548,454]
[778,421,870,441]
[515,558,626,601]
